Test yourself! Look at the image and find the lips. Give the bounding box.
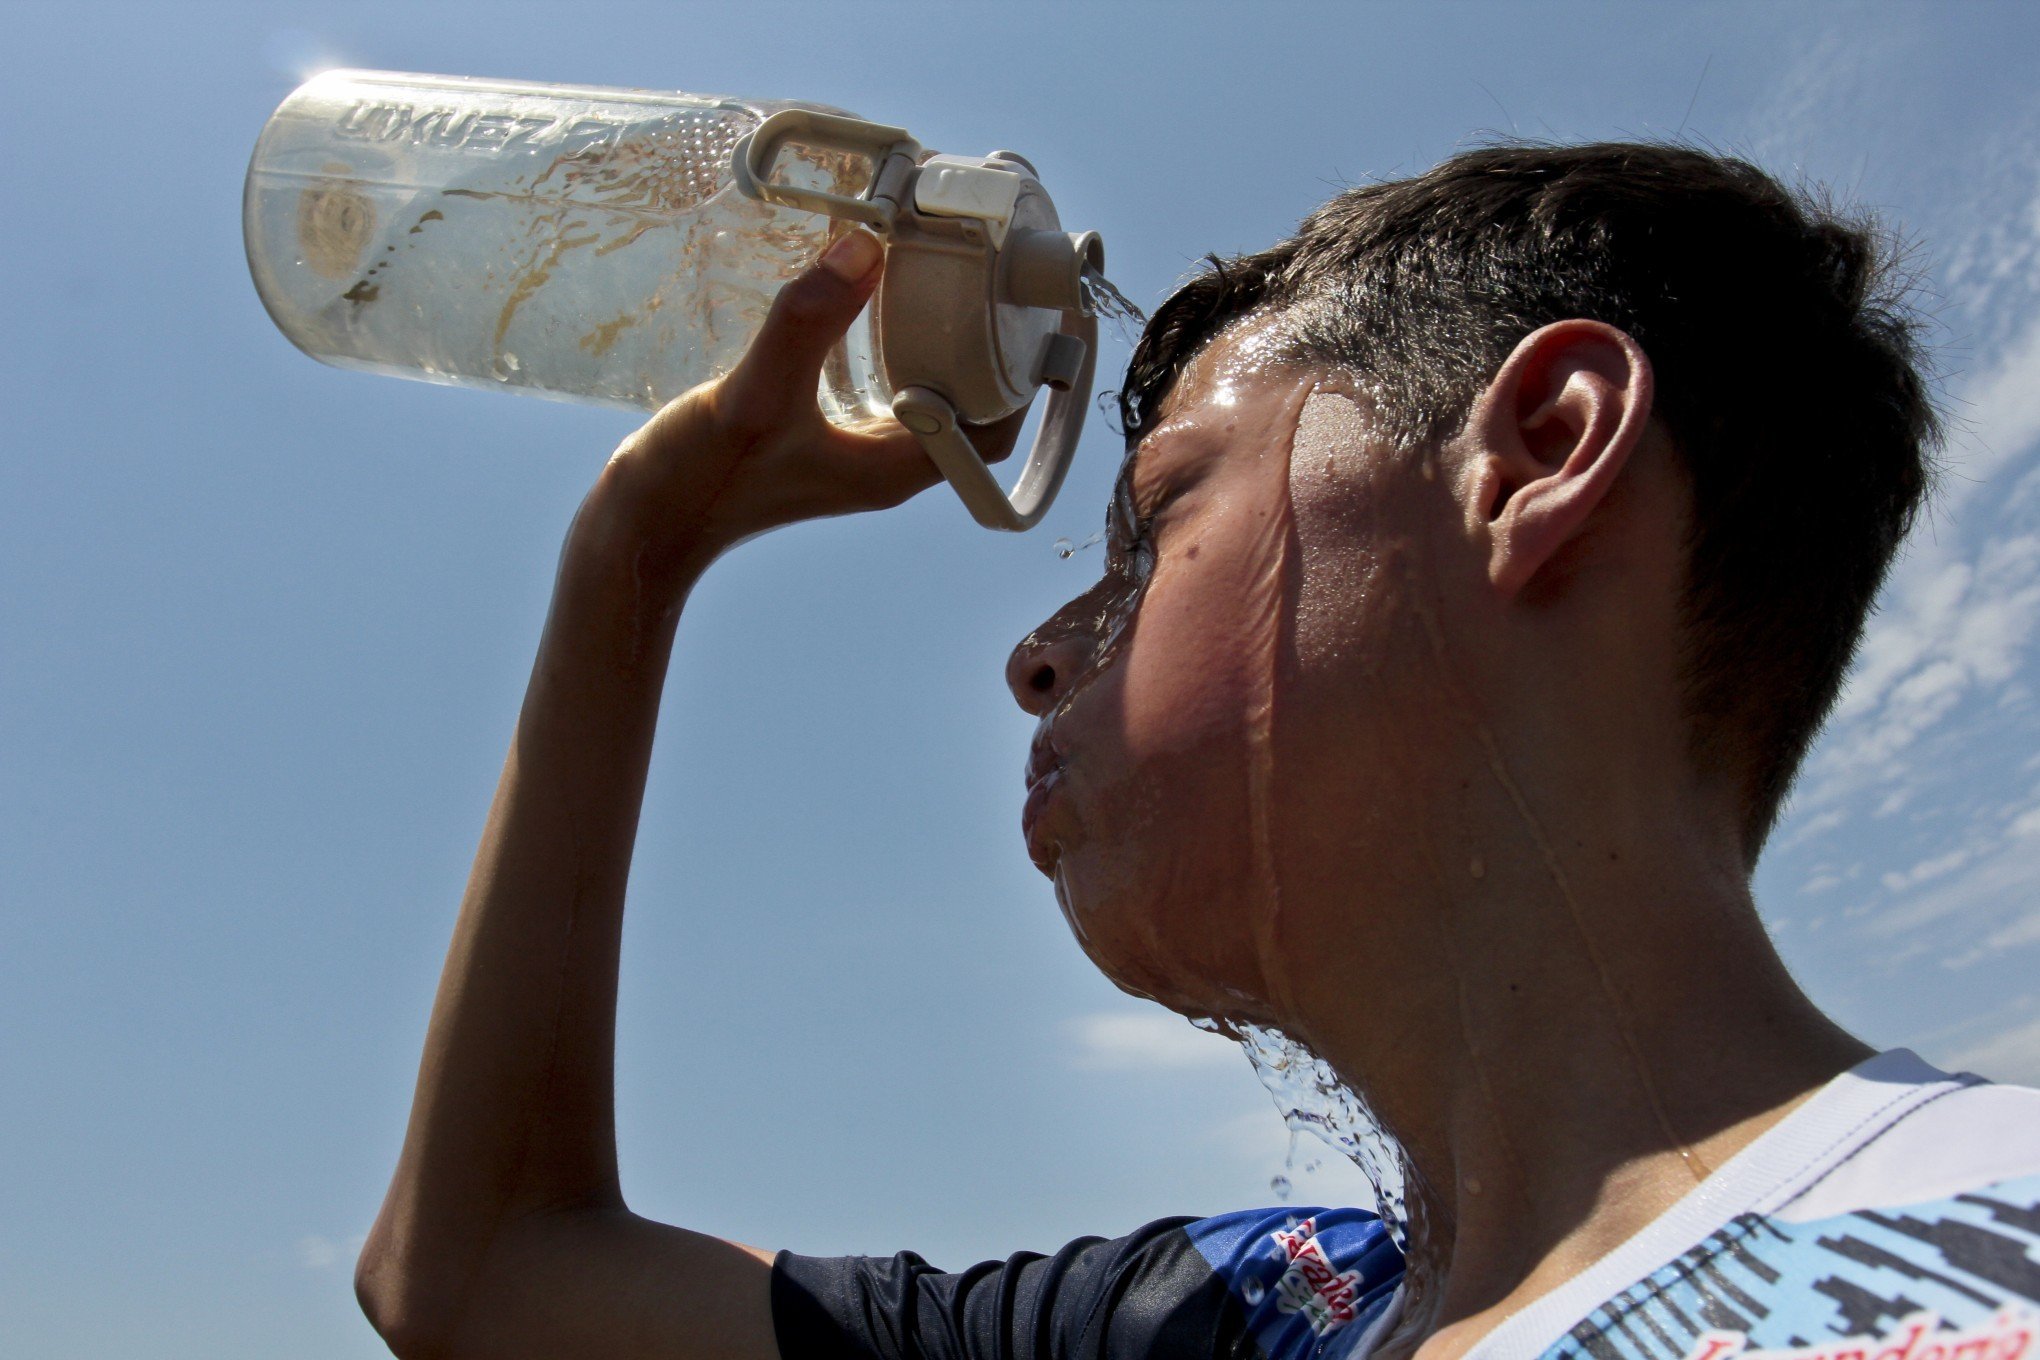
[1021,727,1066,871]
[1025,727,1062,790]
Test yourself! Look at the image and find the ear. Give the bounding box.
[1463,320,1654,599]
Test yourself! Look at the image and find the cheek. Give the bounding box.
[1045,377,1317,1019]
[1052,530,1285,1013]
[1117,478,1294,756]
[1117,564,1265,756]
[1060,587,1258,891]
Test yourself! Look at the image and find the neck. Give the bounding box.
[1275,777,1869,1356]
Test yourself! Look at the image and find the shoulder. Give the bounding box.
[1778,1059,2040,1222]
[1671,1058,2040,1349]
[1575,1166,2040,1360]
[771,1205,1407,1360]
[1184,1206,1406,1357]
[1472,1054,2040,1360]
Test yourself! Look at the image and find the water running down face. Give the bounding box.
[1004,317,1475,1251]
[1008,310,1733,1282]
[1005,318,1470,1031]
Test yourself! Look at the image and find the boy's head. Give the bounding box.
[1121,143,1939,856]
[1008,142,1940,1022]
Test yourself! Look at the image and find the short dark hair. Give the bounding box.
[1120,142,1940,857]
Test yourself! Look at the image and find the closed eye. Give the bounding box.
[1106,505,1155,582]
[1107,467,1157,579]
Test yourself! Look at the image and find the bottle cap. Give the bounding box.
[734,111,1102,531]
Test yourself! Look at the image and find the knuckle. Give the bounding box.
[707,382,775,447]
[616,389,704,461]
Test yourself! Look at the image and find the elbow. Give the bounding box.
[355,1225,462,1360]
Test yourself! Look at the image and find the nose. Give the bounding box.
[1006,611,1097,717]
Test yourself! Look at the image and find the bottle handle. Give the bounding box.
[731,109,921,228]
[891,311,1097,533]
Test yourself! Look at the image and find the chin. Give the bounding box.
[1054,857,1278,1025]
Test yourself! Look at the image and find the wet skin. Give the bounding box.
[1007,320,1473,1032]
[1010,325,1319,1023]
[1005,317,1874,1360]
[359,224,1877,1360]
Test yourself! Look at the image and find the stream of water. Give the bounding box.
[1199,1018,1415,1250]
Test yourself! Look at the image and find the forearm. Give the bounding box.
[359,477,706,1338]
[356,237,913,1360]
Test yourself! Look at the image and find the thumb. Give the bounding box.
[722,228,885,418]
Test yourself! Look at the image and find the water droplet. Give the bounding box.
[1304,1159,1322,1174]
[491,351,521,381]
[1053,530,1105,560]
[1270,1174,1292,1200]
[1093,389,1129,439]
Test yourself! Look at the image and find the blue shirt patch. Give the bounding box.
[1188,1205,1407,1358]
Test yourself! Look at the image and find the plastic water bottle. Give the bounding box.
[244,70,1106,530]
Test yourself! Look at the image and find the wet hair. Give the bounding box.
[1120,142,1939,858]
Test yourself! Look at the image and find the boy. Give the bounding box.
[356,143,2040,1360]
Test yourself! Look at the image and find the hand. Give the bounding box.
[575,228,1022,596]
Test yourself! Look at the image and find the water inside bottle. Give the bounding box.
[247,94,886,420]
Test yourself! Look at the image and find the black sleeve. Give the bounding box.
[769,1217,1251,1360]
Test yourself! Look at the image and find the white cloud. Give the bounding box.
[1948,314,2040,500]
[1861,827,2040,954]
[1880,847,1973,895]
[1777,809,1846,852]
[1745,28,1891,170]
[1776,129,2040,839]
[1215,1107,1300,1160]
[1742,35,2040,1058]
[1979,907,2040,956]
[1797,530,2040,820]
[1829,563,1967,722]
[298,1233,366,1271]
[1209,1109,1387,1210]
[1944,1013,2040,1086]
[1067,1011,1241,1072]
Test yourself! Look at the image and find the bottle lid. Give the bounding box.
[734,111,1102,531]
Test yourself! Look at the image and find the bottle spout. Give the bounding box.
[1000,230,1105,312]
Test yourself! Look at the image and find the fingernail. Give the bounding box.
[820,229,882,283]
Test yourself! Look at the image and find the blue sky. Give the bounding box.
[6,3,2040,1357]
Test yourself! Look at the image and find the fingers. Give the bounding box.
[824,399,1035,515]
[825,421,945,510]
[719,229,885,431]
[964,405,1029,467]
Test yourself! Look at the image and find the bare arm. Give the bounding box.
[355,232,990,1360]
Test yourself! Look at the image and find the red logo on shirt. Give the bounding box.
[1270,1217,1365,1335]
[1683,1310,2036,1360]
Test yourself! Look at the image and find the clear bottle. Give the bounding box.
[246,70,1106,530]
[244,69,887,421]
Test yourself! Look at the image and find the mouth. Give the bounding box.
[1021,729,1066,872]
